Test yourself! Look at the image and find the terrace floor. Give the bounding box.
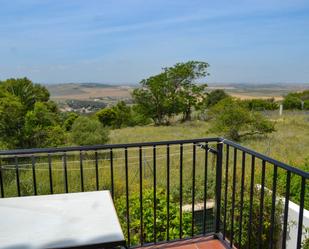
[140,237,228,249]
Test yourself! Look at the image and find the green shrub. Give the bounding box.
[70,116,109,145]
[96,108,117,127]
[63,112,79,131]
[115,188,193,246]
[283,96,302,110]
[205,89,229,107]
[209,98,275,141]
[304,100,309,110]
[242,98,279,111]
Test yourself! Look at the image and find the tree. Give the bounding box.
[132,72,172,125]
[0,93,24,148]
[163,61,209,121]
[0,78,63,148]
[204,89,229,107]
[23,102,65,148]
[282,95,302,110]
[97,101,133,128]
[132,61,210,124]
[96,108,117,127]
[70,116,109,146]
[1,77,50,110]
[209,98,275,141]
[63,112,79,131]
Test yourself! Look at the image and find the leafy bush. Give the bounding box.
[70,116,109,145]
[96,107,117,127]
[63,112,79,131]
[115,188,192,246]
[283,96,302,110]
[304,100,309,110]
[242,98,279,111]
[205,89,229,107]
[209,98,275,141]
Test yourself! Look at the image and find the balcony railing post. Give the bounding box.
[215,142,223,234]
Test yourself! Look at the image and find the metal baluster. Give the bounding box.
[0,158,4,197]
[15,157,20,196]
[215,142,223,234]
[80,151,84,192]
[203,142,209,235]
[269,165,278,249]
[125,148,130,246]
[110,149,114,199]
[223,144,229,239]
[257,160,266,249]
[230,148,237,247]
[248,155,255,248]
[192,143,196,237]
[63,153,68,193]
[153,145,157,243]
[167,145,170,241]
[139,147,143,245]
[31,156,37,195]
[282,171,291,249]
[296,177,306,249]
[48,154,53,194]
[238,152,246,247]
[95,150,99,190]
[179,144,183,239]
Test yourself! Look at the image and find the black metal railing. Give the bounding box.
[0,138,308,249]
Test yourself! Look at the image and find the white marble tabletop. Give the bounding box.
[0,191,125,249]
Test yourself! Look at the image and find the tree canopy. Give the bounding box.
[132,61,209,125]
[0,78,63,148]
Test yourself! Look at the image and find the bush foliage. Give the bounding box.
[115,188,192,246]
[209,98,275,141]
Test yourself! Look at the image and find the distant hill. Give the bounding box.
[45,83,133,99]
[45,82,309,102]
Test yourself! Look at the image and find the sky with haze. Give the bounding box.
[0,0,309,84]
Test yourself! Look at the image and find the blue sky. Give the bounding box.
[0,0,309,84]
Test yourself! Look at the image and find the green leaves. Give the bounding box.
[115,188,192,246]
[209,98,275,141]
[132,61,210,125]
[0,78,64,149]
[70,116,109,146]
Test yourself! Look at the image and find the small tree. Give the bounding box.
[23,102,65,148]
[71,116,109,146]
[209,98,275,141]
[63,112,79,131]
[282,95,302,110]
[132,61,209,124]
[96,108,117,127]
[205,89,229,107]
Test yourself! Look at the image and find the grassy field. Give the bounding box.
[110,111,309,171]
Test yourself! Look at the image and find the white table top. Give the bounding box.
[0,191,125,249]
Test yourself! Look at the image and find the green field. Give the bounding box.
[110,111,309,171]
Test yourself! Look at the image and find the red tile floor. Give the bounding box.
[140,237,227,249]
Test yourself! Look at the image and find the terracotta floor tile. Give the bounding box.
[171,244,198,249]
[196,240,226,249]
[138,238,227,249]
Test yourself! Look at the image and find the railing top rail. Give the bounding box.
[221,138,309,179]
[0,137,220,156]
[0,136,307,179]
